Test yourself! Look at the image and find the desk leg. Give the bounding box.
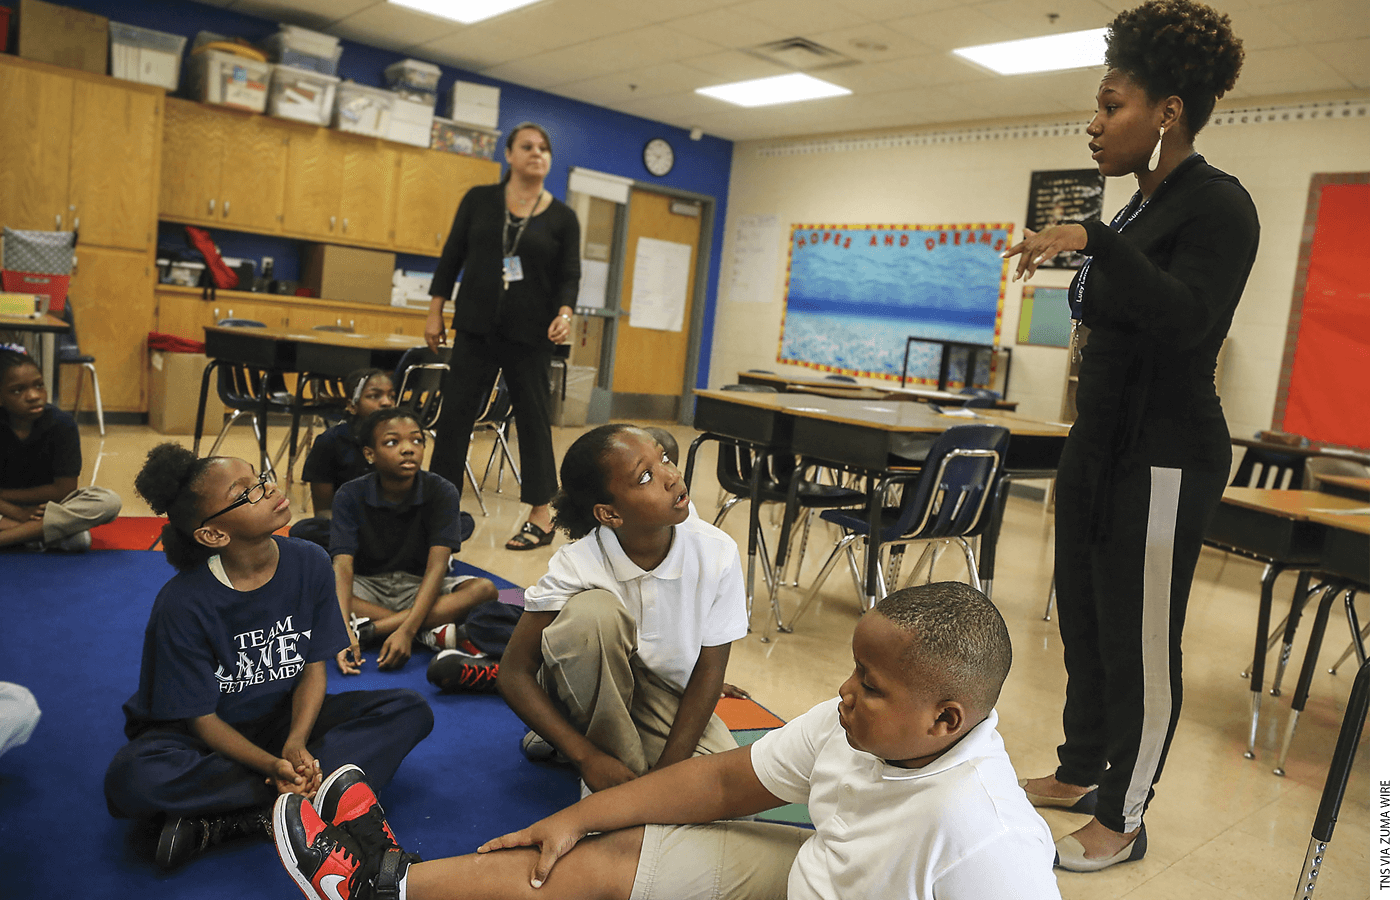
[1271,572,1316,696]
[762,462,805,642]
[39,333,56,394]
[977,474,1011,600]
[286,373,306,488]
[1275,583,1346,776]
[193,360,217,456]
[256,371,272,473]
[864,475,887,609]
[1246,562,1285,759]
[1292,659,1368,900]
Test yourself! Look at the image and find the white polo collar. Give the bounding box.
[875,709,1001,782]
[595,523,684,582]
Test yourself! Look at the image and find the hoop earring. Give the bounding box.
[1147,126,1164,173]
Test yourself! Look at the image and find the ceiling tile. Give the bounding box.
[1268,0,1369,43]
[975,0,1121,35]
[1223,7,1309,52]
[1308,37,1369,88]
[802,22,938,64]
[1232,45,1354,95]
[226,0,377,28]
[891,5,1029,51]
[819,55,982,93]
[326,4,467,52]
[555,64,715,106]
[830,0,964,22]
[682,50,791,82]
[729,0,869,34]
[662,7,796,48]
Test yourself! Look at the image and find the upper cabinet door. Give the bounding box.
[0,64,73,233]
[68,79,161,251]
[392,148,447,255]
[282,125,345,239]
[160,98,225,223]
[220,114,289,232]
[338,137,395,246]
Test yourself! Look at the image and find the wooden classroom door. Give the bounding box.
[612,189,701,397]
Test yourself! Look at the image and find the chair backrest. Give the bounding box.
[398,363,452,430]
[216,318,266,328]
[886,424,1009,541]
[313,324,354,333]
[823,374,857,383]
[1302,456,1370,491]
[1229,445,1307,490]
[58,301,79,351]
[475,372,512,425]
[959,386,1002,408]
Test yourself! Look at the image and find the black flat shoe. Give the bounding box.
[1054,828,1147,872]
[506,520,555,551]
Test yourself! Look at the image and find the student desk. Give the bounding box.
[735,370,1019,411]
[1206,488,1368,763]
[1312,474,1369,502]
[685,389,1068,628]
[196,325,430,479]
[0,312,67,390]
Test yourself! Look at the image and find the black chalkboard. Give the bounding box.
[1024,169,1105,269]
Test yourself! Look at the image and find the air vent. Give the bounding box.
[747,37,857,71]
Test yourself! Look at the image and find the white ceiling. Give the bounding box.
[194,0,1370,141]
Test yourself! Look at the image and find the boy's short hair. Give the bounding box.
[642,426,680,463]
[357,407,423,448]
[873,582,1012,715]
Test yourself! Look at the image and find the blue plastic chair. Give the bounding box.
[57,302,104,435]
[959,386,1002,408]
[787,424,1009,628]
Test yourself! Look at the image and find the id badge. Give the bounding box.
[503,256,524,283]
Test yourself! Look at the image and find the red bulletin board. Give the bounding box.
[1275,177,1369,449]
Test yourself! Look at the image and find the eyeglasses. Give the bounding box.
[198,470,277,529]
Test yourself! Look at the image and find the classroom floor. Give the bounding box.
[76,416,1369,899]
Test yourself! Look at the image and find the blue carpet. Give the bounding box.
[0,550,576,899]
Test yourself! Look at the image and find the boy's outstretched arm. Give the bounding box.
[481,744,781,888]
[331,554,362,674]
[0,474,77,506]
[652,642,729,771]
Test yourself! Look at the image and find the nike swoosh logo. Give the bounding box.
[320,873,347,898]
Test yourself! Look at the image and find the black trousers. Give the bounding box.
[429,332,558,508]
[1053,440,1228,833]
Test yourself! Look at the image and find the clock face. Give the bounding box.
[643,138,674,176]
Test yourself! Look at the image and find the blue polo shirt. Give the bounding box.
[0,404,81,489]
[300,421,372,491]
[329,470,461,577]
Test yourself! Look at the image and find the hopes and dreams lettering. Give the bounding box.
[214,616,310,692]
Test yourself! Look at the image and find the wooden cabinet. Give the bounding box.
[0,56,161,251]
[64,247,157,412]
[392,149,496,255]
[160,98,287,232]
[283,127,396,246]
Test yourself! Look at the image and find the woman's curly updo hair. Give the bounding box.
[134,442,220,570]
[550,423,638,540]
[1104,0,1246,137]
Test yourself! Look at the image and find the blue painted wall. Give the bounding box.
[60,0,734,389]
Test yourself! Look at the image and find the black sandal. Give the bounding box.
[506,520,555,551]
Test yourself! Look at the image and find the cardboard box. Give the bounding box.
[302,244,395,307]
[17,0,107,75]
[148,350,207,434]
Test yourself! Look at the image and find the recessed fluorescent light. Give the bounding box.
[953,28,1108,76]
[387,0,545,26]
[696,73,851,108]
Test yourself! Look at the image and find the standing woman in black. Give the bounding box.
[425,123,580,550]
[1005,0,1257,872]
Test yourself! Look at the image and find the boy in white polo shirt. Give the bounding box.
[274,581,1062,900]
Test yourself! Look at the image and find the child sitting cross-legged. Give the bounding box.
[331,407,498,675]
[104,444,433,871]
[273,582,1062,900]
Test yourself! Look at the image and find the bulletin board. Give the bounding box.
[777,223,1013,382]
[1016,286,1072,347]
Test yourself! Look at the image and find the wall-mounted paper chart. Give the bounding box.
[630,237,692,332]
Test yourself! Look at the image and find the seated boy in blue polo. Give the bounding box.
[329,407,497,675]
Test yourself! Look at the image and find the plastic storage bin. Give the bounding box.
[187,48,270,112]
[385,58,441,93]
[109,22,186,92]
[387,93,434,147]
[450,80,500,129]
[334,82,395,138]
[431,118,498,159]
[260,24,341,75]
[267,63,339,126]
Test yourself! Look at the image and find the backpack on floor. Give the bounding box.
[462,600,524,658]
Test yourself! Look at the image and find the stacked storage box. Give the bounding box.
[187,46,270,112]
[109,22,186,92]
[268,63,339,125]
[385,59,440,147]
[433,80,500,159]
[260,24,341,74]
[334,82,396,138]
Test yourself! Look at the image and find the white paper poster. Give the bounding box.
[630,237,691,332]
[577,258,609,310]
[724,214,780,303]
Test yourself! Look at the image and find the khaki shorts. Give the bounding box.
[351,571,474,612]
[628,821,811,900]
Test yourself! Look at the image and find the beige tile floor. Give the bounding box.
[78,418,1370,899]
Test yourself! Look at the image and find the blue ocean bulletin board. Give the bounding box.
[778,223,1014,384]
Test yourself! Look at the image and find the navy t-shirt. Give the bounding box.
[329,471,461,577]
[0,404,82,489]
[301,421,372,491]
[121,537,346,738]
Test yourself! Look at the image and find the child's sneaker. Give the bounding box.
[314,764,420,876]
[519,730,567,765]
[427,649,499,693]
[350,615,377,647]
[457,636,488,658]
[415,622,456,652]
[272,793,370,900]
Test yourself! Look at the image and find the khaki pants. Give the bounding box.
[40,486,121,545]
[539,589,737,775]
[629,821,810,900]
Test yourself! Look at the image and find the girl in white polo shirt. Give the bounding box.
[495,424,749,795]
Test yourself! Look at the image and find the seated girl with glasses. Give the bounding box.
[103,443,434,872]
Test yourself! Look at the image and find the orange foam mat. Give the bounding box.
[717,696,785,731]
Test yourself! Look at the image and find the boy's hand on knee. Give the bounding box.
[377,629,414,670]
[577,751,637,793]
[477,814,586,889]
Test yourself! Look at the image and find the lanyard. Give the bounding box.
[502,189,543,259]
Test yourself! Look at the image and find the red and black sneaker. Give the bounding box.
[427,649,500,694]
[315,765,417,867]
[272,793,369,900]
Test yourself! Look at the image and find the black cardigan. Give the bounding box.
[1069,154,1260,472]
[430,182,581,348]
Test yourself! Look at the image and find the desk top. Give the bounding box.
[204,324,427,353]
[0,313,67,333]
[1313,474,1370,494]
[694,389,1066,438]
[1230,436,1370,464]
[1220,487,1369,531]
[738,370,1017,410]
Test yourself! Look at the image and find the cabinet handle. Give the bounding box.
[208,199,215,214]
[349,320,355,331]
[330,216,337,230]
[55,214,62,229]
[223,201,230,217]
[342,218,349,233]
[436,232,442,244]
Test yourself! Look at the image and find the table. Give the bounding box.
[1313,474,1369,502]
[197,325,432,479]
[736,370,1020,411]
[687,389,1068,623]
[0,312,67,390]
[1207,488,1368,761]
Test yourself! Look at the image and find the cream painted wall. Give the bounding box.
[709,96,1369,438]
